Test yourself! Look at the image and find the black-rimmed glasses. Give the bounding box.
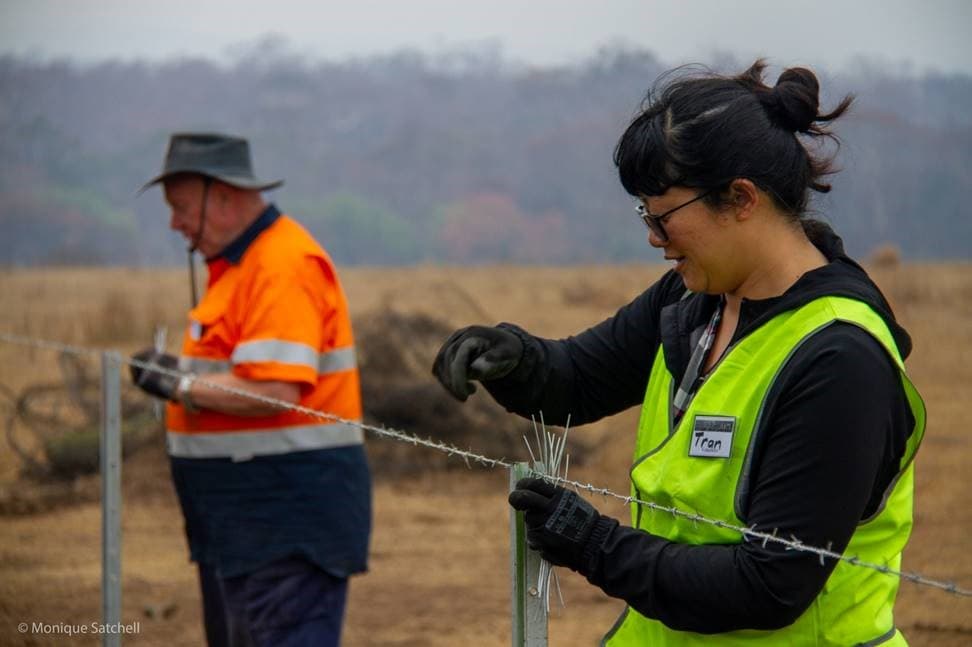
[635,188,717,243]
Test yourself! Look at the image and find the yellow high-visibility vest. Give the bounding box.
[604,296,926,646]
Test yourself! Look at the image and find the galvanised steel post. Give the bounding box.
[101,352,122,646]
[511,462,547,647]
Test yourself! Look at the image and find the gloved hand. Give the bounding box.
[509,477,602,573]
[129,347,180,400]
[432,325,523,401]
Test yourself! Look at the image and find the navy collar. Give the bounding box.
[213,204,280,264]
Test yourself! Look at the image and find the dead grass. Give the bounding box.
[0,262,970,645]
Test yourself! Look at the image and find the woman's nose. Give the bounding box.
[648,229,667,248]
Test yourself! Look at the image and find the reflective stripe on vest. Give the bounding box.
[167,421,364,461]
[179,345,358,375]
[603,296,925,647]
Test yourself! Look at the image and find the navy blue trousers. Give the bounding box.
[197,556,348,647]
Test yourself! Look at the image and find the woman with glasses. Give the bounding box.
[433,59,924,646]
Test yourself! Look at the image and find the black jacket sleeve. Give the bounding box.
[579,323,912,632]
[482,272,681,426]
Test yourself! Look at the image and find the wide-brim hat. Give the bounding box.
[140,132,284,193]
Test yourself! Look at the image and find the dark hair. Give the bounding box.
[614,60,853,217]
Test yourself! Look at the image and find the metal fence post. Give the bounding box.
[510,462,547,647]
[101,352,122,646]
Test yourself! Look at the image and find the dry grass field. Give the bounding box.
[0,262,970,645]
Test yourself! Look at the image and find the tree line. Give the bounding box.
[1,41,970,266]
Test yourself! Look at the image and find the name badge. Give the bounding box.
[189,320,203,341]
[689,415,735,458]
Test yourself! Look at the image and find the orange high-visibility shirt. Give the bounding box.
[166,212,362,461]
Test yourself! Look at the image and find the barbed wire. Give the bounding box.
[2,331,970,598]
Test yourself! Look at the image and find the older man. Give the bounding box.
[130,133,370,647]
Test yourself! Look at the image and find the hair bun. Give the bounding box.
[771,67,820,132]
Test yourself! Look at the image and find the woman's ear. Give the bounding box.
[728,178,759,220]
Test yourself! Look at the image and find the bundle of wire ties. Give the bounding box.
[523,412,572,614]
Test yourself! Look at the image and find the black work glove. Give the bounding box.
[432,325,523,401]
[509,477,602,573]
[129,347,179,401]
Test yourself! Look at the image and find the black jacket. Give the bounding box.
[485,223,915,633]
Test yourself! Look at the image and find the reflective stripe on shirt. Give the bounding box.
[167,421,364,461]
[232,339,319,370]
[179,356,231,374]
[317,347,357,373]
[179,345,357,376]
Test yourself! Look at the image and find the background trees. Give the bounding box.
[1,45,969,265]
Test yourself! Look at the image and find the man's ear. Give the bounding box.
[728,178,759,220]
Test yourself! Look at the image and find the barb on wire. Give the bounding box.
[1,331,970,599]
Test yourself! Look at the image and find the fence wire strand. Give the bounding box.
[2,331,970,598]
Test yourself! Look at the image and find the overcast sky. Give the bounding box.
[2,0,970,76]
